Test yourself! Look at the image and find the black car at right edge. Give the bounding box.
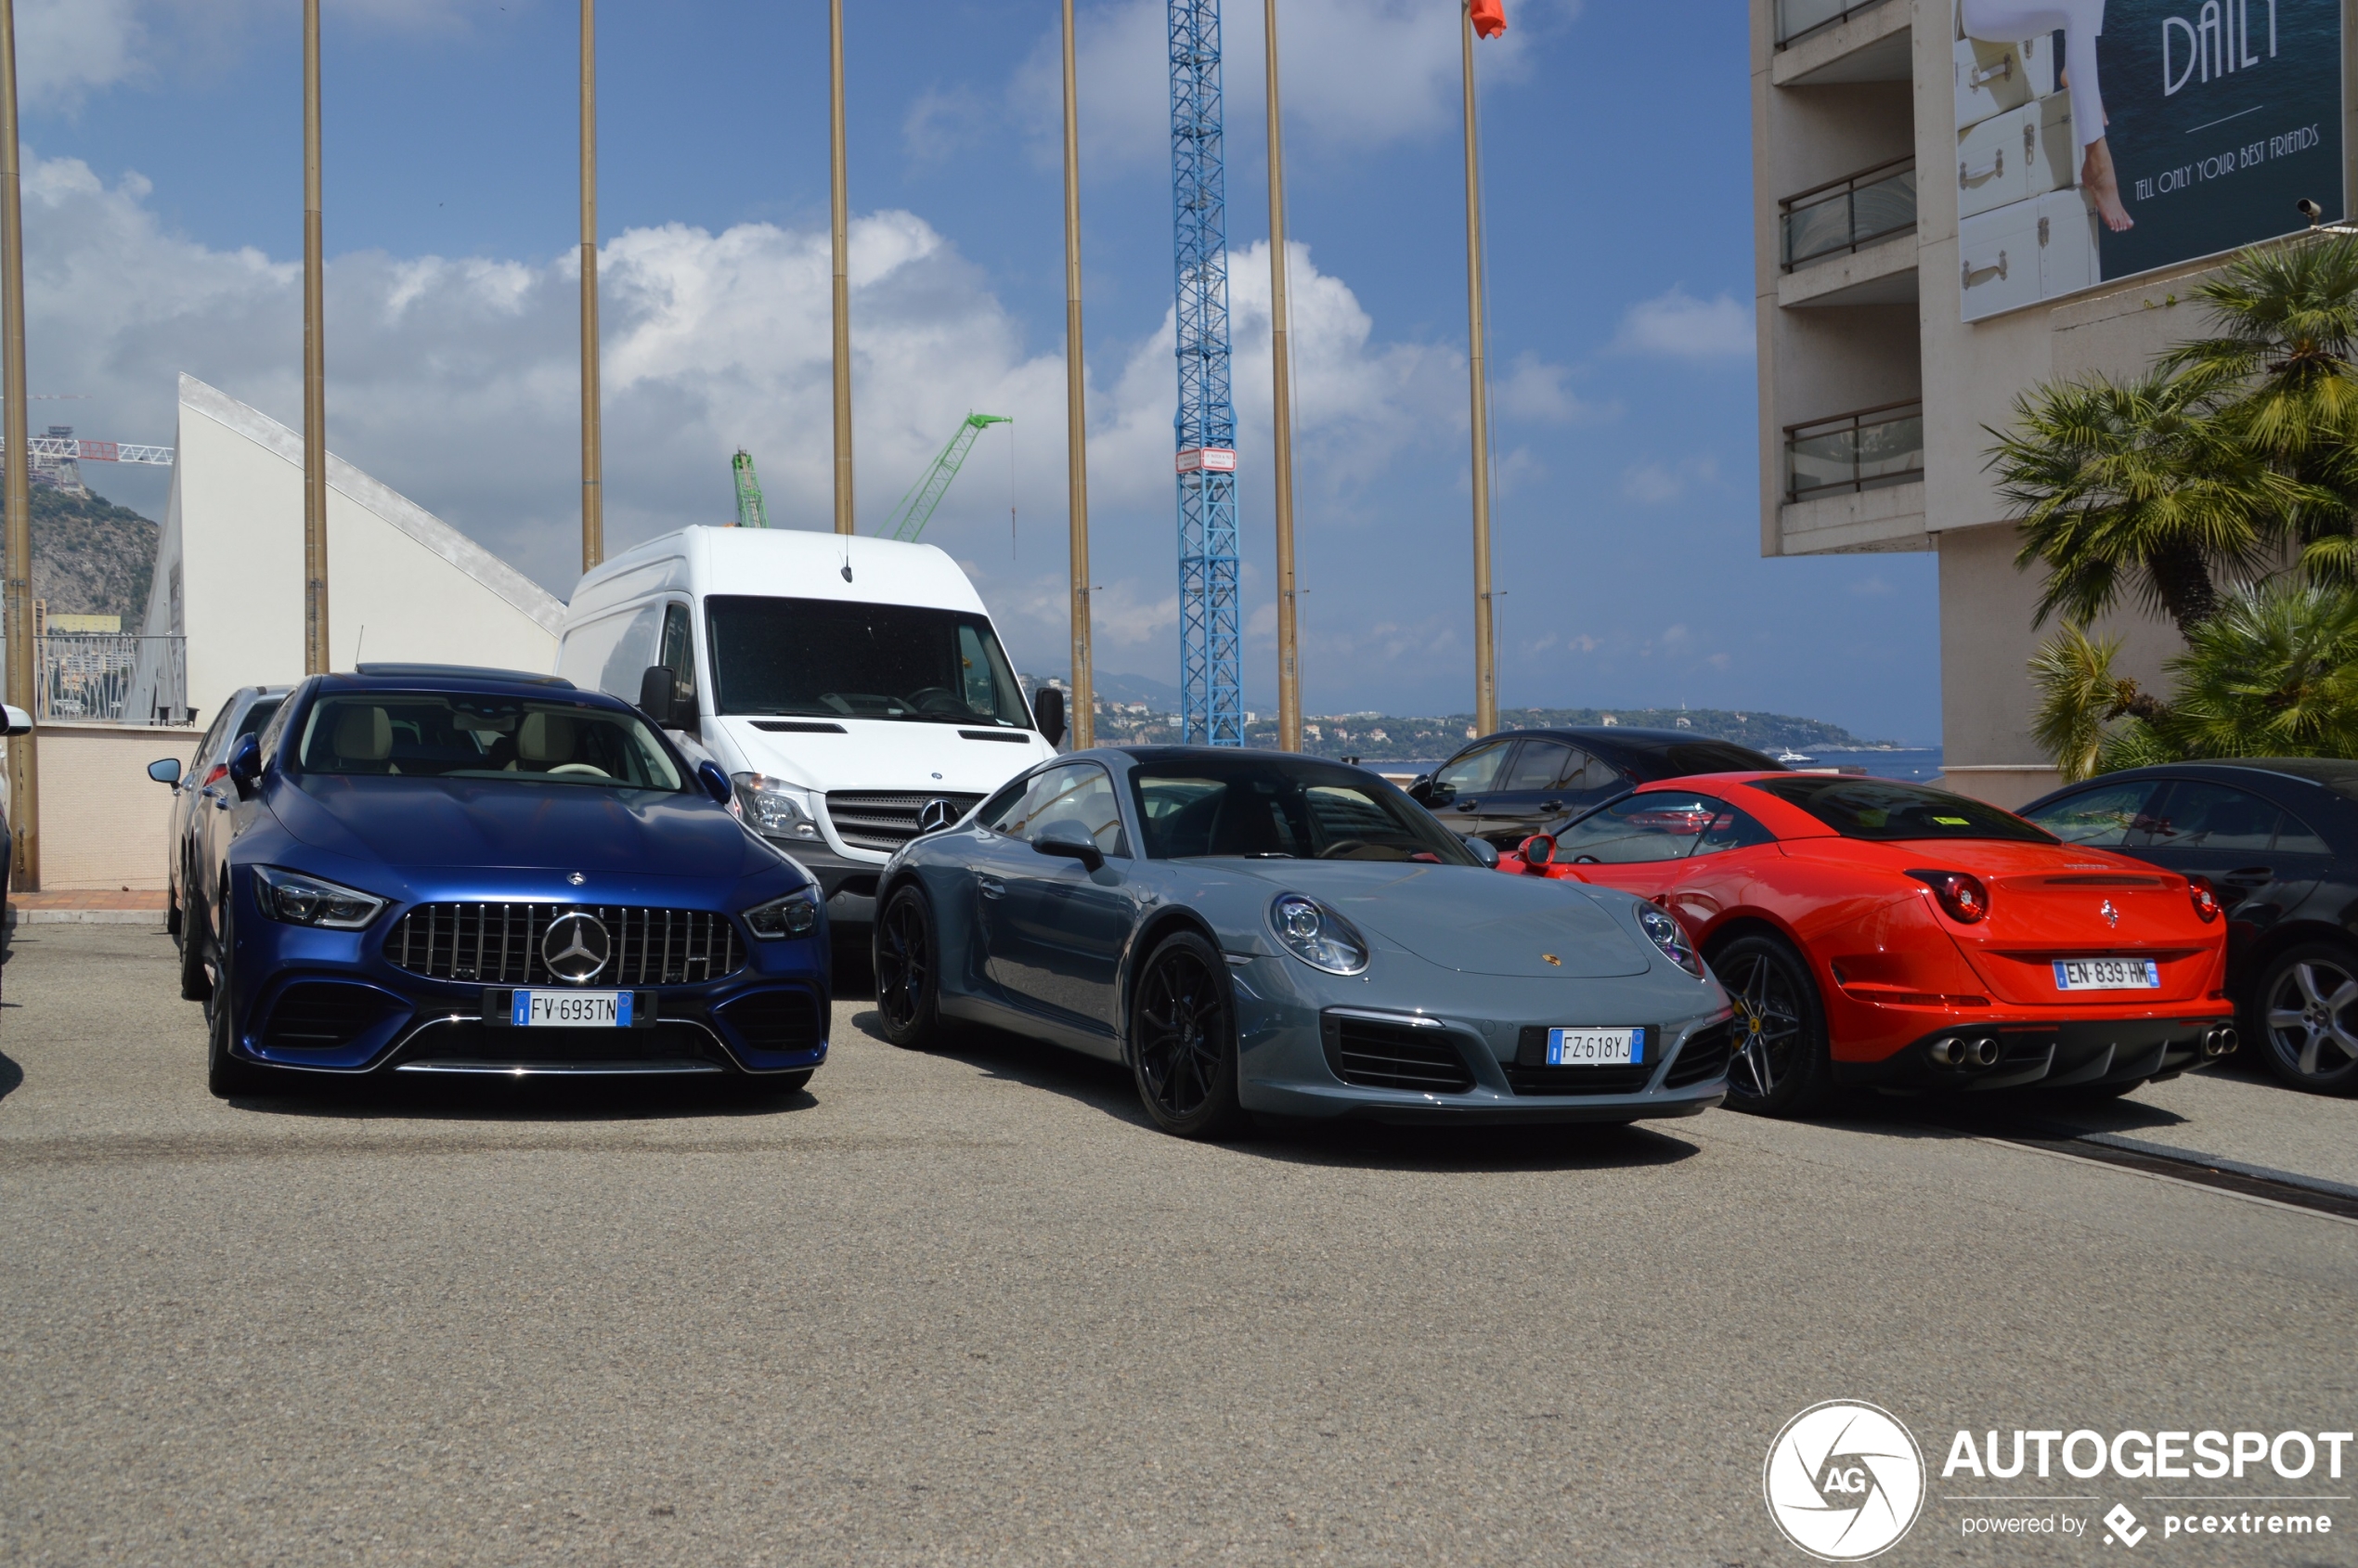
[2022,758,2358,1095]
[1408,726,1786,851]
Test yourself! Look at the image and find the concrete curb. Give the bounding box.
[5,908,167,927]
[2081,1130,2358,1204]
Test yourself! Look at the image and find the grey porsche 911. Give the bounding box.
[872,747,1734,1137]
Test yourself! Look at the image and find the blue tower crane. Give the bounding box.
[1168,0,1242,745]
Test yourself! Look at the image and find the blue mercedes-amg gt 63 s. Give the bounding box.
[874,747,1733,1138]
[188,665,829,1097]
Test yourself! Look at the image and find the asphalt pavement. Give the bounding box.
[3,923,2354,1566]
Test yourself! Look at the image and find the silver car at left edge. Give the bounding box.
[872,745,1735,1137]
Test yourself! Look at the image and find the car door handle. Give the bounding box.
[1539,799,1561,812]
[2224,865,2273,884]
[1456,799,1479,810]
[978,874,1005,899]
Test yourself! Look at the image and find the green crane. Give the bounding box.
[731,448,771,529]
[879,413,1011,542]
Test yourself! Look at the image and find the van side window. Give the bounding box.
[659,603,697,698]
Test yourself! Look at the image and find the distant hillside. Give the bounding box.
[9,487,161,628]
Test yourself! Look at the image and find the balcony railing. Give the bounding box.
[1781,157,1915,269]
[1774,0,1895,47]
[33,634,192,725]
[1786,400,1923,502]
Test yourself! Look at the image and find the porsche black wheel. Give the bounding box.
[1713,933,1831,1118]
[1130,930,1244,1139]
[873,884,943,1050]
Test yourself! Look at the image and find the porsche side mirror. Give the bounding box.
[1522,834,1556,867]
[148,758,183,786]
[1033,686,1067,748]
[1033,820,1104,872]
[1461,835,1499,869]
[696,759,732,805]
[226,732,263,797]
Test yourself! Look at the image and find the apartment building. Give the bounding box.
[1751,0,2357,805]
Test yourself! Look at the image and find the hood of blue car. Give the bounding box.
[1224,860,1653,978]
[270,774,761,877]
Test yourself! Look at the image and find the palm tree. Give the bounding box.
[1990,370,2293,636]
[2160,582,2358,758]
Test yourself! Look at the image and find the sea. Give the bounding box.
[1376,748,1947,784]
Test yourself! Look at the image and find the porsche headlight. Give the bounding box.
[732,772,822,841]
[1268,893,1369,977]
[253,865,387,930]
[1637,904,1706,980]
[743,889,821,940]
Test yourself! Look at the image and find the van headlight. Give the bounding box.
[1637,905,1706,980]
[743,889,821,940]
[732,773,822,840]
[253,866,387,930]
[1268,893,1369,976]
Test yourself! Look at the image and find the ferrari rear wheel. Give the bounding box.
[873,884,943,1050]
[2253,941,2358,1095]
[1714,933,1832,1118]
[1131,931,1244,1140]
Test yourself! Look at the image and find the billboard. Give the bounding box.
[1956,0,2344,321]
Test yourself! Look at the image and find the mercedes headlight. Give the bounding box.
[1637,904,1706,980]
[743,889,821,940]
[1268,892,1369,976]
[253,865,387,930]
[732,772,822,841]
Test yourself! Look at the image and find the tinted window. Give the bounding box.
[2276,810,2331,855]
[1656,741,1781,775]
[1554,792,1746,863]
[235,697,282,745]
[991,763,1129,857]
[658,603,697,697]
[295,694,683,790]
[705,595,1030,728]
[1696,805,1777,855]
[1132,757,1477,863]
[2023,779,2165,847]
[1748,777,2054,843]
[1431,740,1510,799]
[1502,741,1575,792]
[2144,782,2285,852]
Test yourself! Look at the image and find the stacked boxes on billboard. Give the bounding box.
[1955,0,2346,325]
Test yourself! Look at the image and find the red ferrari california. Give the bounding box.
[1502,774,2237,1115]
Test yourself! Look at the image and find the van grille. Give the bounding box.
[386,903,744,987]
[826,791,985,852]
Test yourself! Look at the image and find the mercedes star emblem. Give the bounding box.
[915,797,957,835]
[541,911,613,984]
[2101,898,2120,928]
[566,872,587,887]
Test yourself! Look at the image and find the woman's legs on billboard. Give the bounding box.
[1960,0,2130,231]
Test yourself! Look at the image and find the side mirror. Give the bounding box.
[0,704,30,736]
[1033,819,1104,872]
[639,666,680,728]
[1032,686,1067,748]
[1460,834,1500,869]
[696,758,732,805]
[226,732,263,797]
[148,758,184,785]
[1522,834,1556,867]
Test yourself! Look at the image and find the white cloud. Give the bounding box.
[1493,351,1601,425]
[1619,454,1720,505]
[1612,288,1755,360]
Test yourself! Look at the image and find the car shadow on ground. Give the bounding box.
[0,1048,20,1104]
[846,1007,1704,1174]
[213,1076,818,1123]
[1800,1082,2203,1146]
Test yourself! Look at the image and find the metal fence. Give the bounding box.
[32,634,191,725]
[1781,157,1916,269]
[1785,401,1924,501]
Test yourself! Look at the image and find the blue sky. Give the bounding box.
[21,0,1941,743]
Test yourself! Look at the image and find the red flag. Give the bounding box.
[1470,0,1506,39]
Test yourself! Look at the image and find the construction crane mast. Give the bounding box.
[879,412,1009,543]
[731,448,770,529]
[1169,0,1241,745]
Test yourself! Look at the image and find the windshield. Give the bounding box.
[296,693,684,789]
[706,594,1031,727]
[1747,776,2054,843]
[1131,756,1480,863]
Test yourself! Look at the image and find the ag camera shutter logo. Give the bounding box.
[1764,1400,1926,1561]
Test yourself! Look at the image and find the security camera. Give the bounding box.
[2299,198,2325,225]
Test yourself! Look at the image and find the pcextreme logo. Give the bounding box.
[1763,1400,1928,1562]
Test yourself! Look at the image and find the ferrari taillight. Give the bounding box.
[1907,869,1989,925]
[2188,875,2222,924]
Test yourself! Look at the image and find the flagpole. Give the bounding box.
[1061,0,1094,748]
[578,0,603,573]
[1459,0,1496,737]
[829,0,855,537]
[1263,0,1301,752]
[302,0,330,675]
[0,0,35,889]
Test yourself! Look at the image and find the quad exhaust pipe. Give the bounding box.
[1928,1035,2001,1069]
[2201,1025,2239,1058]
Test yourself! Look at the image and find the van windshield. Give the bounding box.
[705,595,1033,727]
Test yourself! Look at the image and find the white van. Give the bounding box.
[556,527,1061,929]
